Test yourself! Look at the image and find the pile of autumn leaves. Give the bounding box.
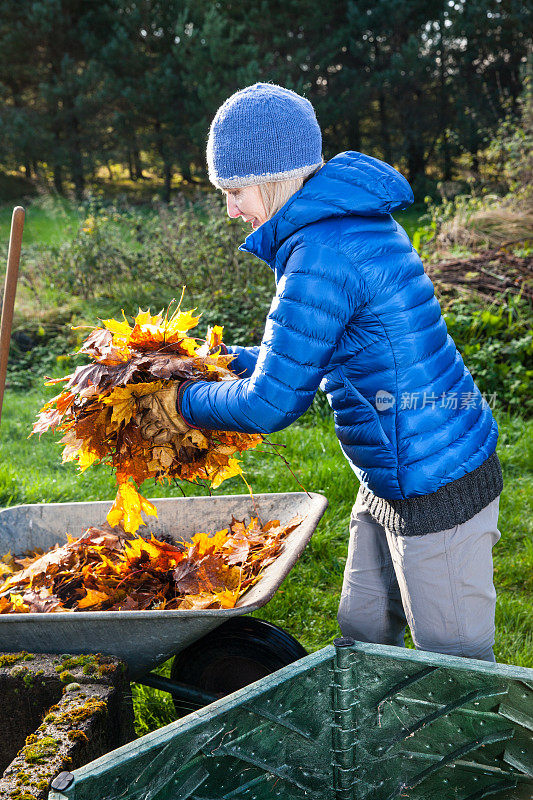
[0,515,302,613]
[0,304,301,614]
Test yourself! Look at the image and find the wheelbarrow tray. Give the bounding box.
[0,492,327,678]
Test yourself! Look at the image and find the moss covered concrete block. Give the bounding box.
[0,652,134,800]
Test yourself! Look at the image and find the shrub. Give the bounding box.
[136,193,274,345]
[444,295,533,415]
[39,204,138,300]
[9,193,275,390]
[33,192,274,345]
[7,326,79,391]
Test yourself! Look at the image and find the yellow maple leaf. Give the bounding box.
[210,457,243,489]
[98,552,122,574]
[107,482,158,534]
[9,594,29,612]
[131,381,164,397]
[167,309,201,334]
[77,446,99,472]
[102,312,132,340]
[101,382,163,428]
[212,588,240,609]
[101,386,136,427]
[179,337,198,356]
[124,535,166,562]
[134,308,163,327]
[206,325,224,350]
[0,563,12,578]
[190,528,229,555]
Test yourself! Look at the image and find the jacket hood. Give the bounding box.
[239,150,414,266]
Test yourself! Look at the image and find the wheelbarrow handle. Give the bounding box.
[0,206,25,428]
[137,672,217,707]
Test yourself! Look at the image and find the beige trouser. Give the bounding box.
[337,489,501,662]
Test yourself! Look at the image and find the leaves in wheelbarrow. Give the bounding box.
[30,301,262,533]
[0,514,303,613]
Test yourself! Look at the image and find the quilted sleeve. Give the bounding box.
[179,243,365,434]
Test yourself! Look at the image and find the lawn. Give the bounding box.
[0,387,531,733]
[0,195,81,247]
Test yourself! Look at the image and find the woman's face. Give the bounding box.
[224,186,267,230]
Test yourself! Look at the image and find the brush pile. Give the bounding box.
[427,247,533,304]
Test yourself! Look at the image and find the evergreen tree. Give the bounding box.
[0,0,530,191]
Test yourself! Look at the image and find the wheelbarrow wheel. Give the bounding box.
[170,617,307,717]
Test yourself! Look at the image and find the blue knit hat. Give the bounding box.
[207,83,323,189]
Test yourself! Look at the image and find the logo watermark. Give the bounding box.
[375,390,497,412]
[375,390,396,411]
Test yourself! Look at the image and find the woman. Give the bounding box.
[177,82,503,662]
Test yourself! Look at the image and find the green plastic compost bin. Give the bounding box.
[48,639,533,800]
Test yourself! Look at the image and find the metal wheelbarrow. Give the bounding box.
[0,491,327,709]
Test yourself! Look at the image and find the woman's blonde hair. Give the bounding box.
[258,161,324,220]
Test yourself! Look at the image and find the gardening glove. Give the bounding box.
[136,384,190,445]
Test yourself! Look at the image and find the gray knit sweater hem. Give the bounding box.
[360,451,503,536]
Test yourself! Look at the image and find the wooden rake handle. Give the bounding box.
[0,206,25,428]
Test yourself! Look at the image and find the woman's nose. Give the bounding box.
[226,195,241,218]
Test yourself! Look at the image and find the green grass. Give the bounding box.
[0,195,80,246]
[0,388,531,733]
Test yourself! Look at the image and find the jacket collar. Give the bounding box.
[238,150,414,268]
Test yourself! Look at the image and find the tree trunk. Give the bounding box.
[155,119,172,202]
[53,164,63,194]
[178,158,192,182]
[439,22,452,182]
[24,162,32,180]
[69,116,85,200]
[53,125,64,194]
[127,150,135,181]
[442,130,452,182]
[351,111,361,152]
[133,146,144,180]
[71,158,85,199]
[471,148,480,176]
[378,92,392,163]
[163,161,172,203]
[407,137,426,184]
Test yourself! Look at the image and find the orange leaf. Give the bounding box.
[77,588,110,609]
[211,588,240,609]
[206,325,224,350]
[189,528,229,556]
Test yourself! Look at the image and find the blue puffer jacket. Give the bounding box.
[180,151,498,500]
